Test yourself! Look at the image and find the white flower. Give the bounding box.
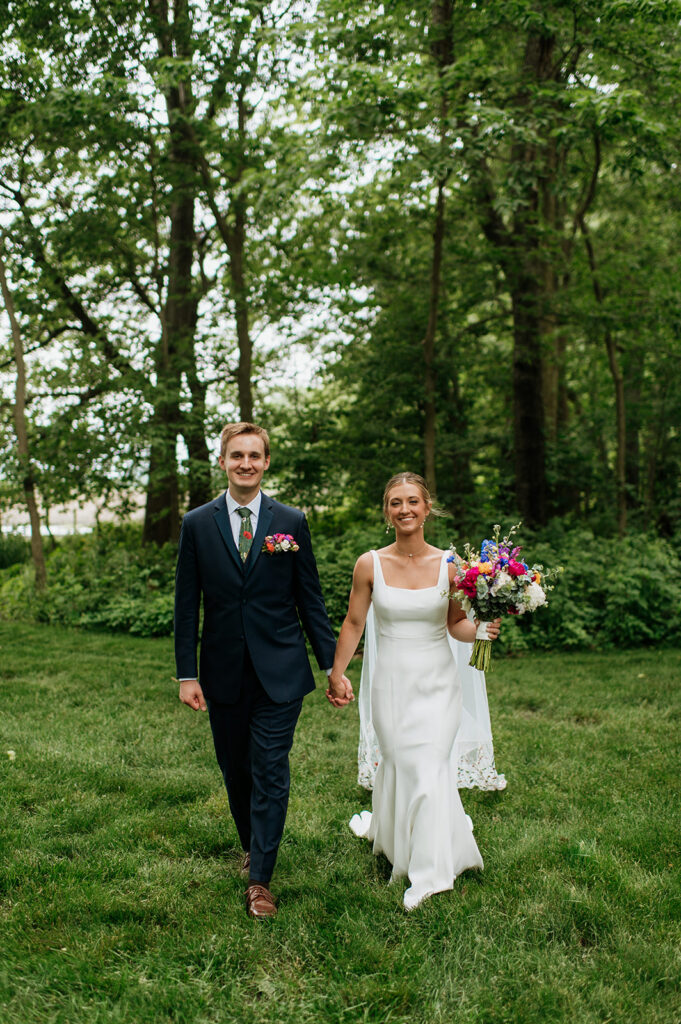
[6,750,16,762]
[281,539,291,551]
[490,570,511,595]
[523,582,547,612]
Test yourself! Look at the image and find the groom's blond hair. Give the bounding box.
[220,422,271,460]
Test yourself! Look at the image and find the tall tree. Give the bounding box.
[0,0,320,541]
[0,237,46,589]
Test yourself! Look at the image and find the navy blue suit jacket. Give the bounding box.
[174,491,336,704]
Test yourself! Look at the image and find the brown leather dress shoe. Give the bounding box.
[245,883,277,919]
[240,852,251,877]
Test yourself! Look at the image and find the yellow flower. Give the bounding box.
[478,561,494,575]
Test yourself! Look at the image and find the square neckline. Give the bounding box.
[373,550,448,592]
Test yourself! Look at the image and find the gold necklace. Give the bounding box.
[396,545,429,559]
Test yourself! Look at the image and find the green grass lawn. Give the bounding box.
[0,623,679,1024]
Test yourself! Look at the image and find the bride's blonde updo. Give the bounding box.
[383,472,445,524]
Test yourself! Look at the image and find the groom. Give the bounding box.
[174,422,352,919]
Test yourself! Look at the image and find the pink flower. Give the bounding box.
[458,566,480,597]
[507,560,526,577]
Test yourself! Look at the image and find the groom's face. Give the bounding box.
[220,433,270,495]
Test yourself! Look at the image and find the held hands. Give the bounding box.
[179,674,354,711]
[326,672,355,708]
[178,679,207,711]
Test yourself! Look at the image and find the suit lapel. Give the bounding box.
[212,494,243,573]
[245,493,274,576]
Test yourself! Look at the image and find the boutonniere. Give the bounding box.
[263,533,299,554]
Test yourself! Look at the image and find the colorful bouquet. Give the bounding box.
[447,523,562,671]
[262,533,299,554]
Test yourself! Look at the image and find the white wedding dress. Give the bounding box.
[349,550,501,910]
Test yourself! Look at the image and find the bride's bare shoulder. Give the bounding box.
[354,551,375,576]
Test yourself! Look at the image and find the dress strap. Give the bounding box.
[370,549,384,588]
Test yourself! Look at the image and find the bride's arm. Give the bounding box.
[327,553,373,703]
[448,600,477,642]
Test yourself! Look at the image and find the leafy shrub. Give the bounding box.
[488,529,681,653]
[1,519,679,651]
[313,519,388,633]
[0,525,176,638]
[0,532,29,569]
[312,521,681,650]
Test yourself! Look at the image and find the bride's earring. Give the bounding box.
[385,522,392,534]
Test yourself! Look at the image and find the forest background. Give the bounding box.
[1,0,680,652]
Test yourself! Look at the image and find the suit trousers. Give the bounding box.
[207,649,303,885]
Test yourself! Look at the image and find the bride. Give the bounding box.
[327,472,502,910]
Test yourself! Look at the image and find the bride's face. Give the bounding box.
[386,483,431,535]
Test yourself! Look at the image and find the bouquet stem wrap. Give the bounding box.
[470,621,493,672]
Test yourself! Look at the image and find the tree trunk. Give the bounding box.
[0,239,47,590]
[539,142,563,445]
[144,0,201,543]
[510,270,548,527]
[420,0,456,499]
[466,30,559,527]
[579,216,627,536]
[423,181,446,498]
[184,364,212,510]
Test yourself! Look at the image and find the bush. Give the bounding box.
[0,525,176,638]
[0,531,30,569]
[492,529,681,653]
[1,519,679,651]
[312,521,681,651]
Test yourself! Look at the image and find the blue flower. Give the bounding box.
[480,539,496,561]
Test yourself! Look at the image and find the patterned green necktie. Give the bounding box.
[236,507,253,562]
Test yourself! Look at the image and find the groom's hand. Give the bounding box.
[326,673,354,708]
[179,679,207,711]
